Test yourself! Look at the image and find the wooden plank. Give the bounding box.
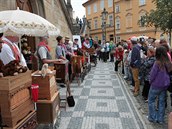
[0,71,32,91]
[36,92,60,124]
[3,110,37,129]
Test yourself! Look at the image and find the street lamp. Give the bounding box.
[101,8,108,42]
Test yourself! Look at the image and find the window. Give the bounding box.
[94,19,98,29]
[115,5,120,13]
[100,0,104,10]
[116,17,120,30]
[94,3,97,13]
[126,14,132,28]
[95,36,98,41]
[126,0,132,10]
[140,0,146,6]
[110,35,114,41]
[88,21,91,29]
[108,0,113,7]
[139,11,146,27]
[109,15,113,26]
[116,36,121,43]
[87,6,91,15]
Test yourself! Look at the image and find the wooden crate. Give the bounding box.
[1,99,34,127]
[3,110,37,129]
[0,71,32,92]
[0,88,31,114]
[36,92,60,124]
[86,48,96,55]
[54,60,69,83]
[32,71,58,100]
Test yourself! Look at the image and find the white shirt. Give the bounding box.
[83,42,90,49]
[0,37,27,66]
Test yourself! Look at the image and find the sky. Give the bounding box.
[71,0,87,19]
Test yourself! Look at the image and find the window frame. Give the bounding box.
[139,0,146,6]
[94,3,97,13]
[87,5,91,15]
[100,0,104,10]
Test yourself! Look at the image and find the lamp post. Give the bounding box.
[101,8,108,42]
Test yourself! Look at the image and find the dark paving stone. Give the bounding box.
[121,118,137,129]
[84,80,92,86]
[60,111,73,117]
[98,90,106,93]
[84,111,120,117]
[80,88,90,96]
[97,102,107,107]
[114,88,123,96]
[95,123,109,129]
[89,96,116,99]
[116,100,130,112]
[74,99,88,111]
[67,117,83,129]
[112,80,120,86]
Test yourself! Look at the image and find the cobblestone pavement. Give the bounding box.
[57,62,147,129]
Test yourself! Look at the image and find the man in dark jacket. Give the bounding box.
[130,37,141,97]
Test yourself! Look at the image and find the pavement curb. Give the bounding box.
[117,73,154,129]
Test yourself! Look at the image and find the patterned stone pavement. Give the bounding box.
[57,62,147,129]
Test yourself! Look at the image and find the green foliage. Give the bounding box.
[140,0,172,33]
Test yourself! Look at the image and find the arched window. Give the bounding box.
[139,10,146,27]
[126,13,132,28]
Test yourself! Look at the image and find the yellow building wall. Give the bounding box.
[84,0,114,42]
[114,0,163,41]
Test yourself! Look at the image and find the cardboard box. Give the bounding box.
[32,71,58,100]
[36,92,60,124]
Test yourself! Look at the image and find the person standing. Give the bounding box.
[36,37,62,70]
[114,45,124,72]
[140,46,156,101]
[130,37,141,97]
[64,36,73,61]
[0,33,27,67]
[56,36,66,60]
[148,46,172,124]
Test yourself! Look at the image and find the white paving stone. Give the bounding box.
[86,99,118,112]
[89,88,114,96]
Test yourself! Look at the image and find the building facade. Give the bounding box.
[0,0,73,57]
[83,0,114,42]
[114,0,162,42]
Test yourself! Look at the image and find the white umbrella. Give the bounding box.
[0,7,60,36]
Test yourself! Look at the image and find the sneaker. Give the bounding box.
[145,99,148,103]
[124,76,128,80]
[134,92,139,97]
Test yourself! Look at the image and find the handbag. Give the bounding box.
[167,72,172,92]
[67,96,75,107]
[165,66,172,92]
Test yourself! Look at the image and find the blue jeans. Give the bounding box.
[148,87,166,123]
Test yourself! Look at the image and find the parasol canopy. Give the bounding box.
[0,8,60,36]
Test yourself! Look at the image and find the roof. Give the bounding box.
[82,0,93,7]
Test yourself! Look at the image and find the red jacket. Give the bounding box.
[114,48,124,61]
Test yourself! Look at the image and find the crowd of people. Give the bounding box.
[1,32,172,126]
[107,36,172,126]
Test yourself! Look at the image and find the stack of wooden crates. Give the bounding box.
[32,70,60,125]
[0,71,37,129]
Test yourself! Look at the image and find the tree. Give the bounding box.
[140,0,172,44]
